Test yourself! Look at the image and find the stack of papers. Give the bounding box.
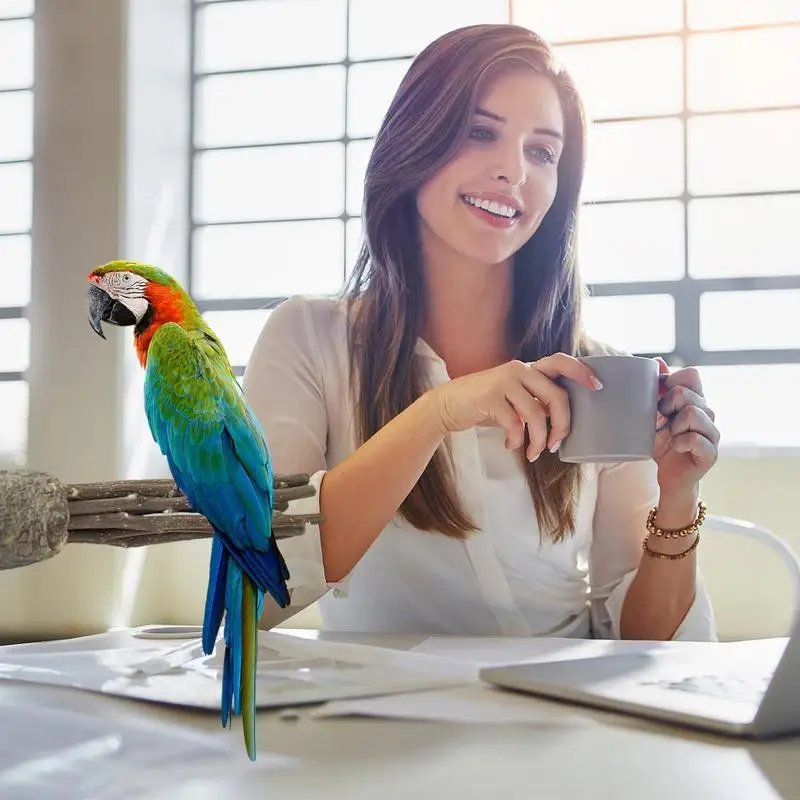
[3,631,785,729]
[313,636,789,725]
[0,631,470,712]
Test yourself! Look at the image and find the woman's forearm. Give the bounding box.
[619,489,700,640]
[318,392,446,583]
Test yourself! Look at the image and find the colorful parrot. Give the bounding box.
[86,260,290,760]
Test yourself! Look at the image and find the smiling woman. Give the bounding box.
[418,73,565,264]
[244,23,720,643]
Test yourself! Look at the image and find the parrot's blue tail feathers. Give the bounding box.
[221,644,233,728]
[219,561,262,757]
[225,559,244,716]
[222,537,290,609]
[202,533,228,655]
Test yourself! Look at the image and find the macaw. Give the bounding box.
[86,260,290,760]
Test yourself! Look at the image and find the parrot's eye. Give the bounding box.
[123,274,130,281]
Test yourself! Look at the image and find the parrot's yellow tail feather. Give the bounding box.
[241,575,258,761]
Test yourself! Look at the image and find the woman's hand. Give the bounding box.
[653,358,720,498]
[427,355,603,462]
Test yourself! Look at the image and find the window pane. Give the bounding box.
[346,217,363,276]
[194,221,344,299]
[347,139,372,216]
[0,233,30,306]
[688,110,800,195]
[195,143,344,223]
[513,0,682,42]
[202,309,272,367]
[583,119,684,202]
[582,294,675,353]
[700,364,800,448]
[700,290,800,351]
[196,67,346,148]
[0,89,31,160]
[0,20,32,89]
[688,0,800,29]
[580,201,684,283]
[347,59,412,139]
[556,37,683,120]
[688,28,800,112]
[0,317,28,370]
[0,380,27,467]
[196,0,346,72]
[0,162,31,233]
[349,0,508,61]
[0,0,32,17]
[689,195,800,279]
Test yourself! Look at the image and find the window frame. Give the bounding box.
[188,1,800,453]
[541,14,800,369]
[0,5,34,388]
[188,0,427,376]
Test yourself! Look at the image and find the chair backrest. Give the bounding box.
[702,513,800,641]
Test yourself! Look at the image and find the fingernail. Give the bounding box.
[590,376,603,390]
[528,449,541,462]
[549,440,561,453]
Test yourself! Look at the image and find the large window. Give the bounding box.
[191,0,800,451]
[189,0,507,367]
[512,0,800,449]
[0,0,33,467]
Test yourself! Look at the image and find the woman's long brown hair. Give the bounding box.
[343,24,590,543]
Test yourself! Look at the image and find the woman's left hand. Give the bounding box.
[653,358,720,497]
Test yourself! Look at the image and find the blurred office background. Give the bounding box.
[1,0,798,640]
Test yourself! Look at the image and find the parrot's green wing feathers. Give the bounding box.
[143,323,273,547]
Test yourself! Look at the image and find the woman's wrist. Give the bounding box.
[417,387,450,439]
[645,487,702,556]
[653,487,700,530]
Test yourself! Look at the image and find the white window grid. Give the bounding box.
[188,0,800,449]
[0,0,34,467]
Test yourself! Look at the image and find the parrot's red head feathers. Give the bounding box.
[87,260,202,367]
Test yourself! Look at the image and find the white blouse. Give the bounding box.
[243,295,717,641]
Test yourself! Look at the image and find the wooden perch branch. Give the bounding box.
[64,473,321,549]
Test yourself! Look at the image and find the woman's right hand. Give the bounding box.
[426,355,604,461]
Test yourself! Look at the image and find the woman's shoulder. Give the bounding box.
[266,294,349,343]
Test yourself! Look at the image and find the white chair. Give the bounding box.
[704,513,800,641]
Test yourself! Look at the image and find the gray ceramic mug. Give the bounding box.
[558,355,661,464]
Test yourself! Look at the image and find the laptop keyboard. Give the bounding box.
[642,672,773,705]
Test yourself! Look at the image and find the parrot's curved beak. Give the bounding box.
[87,282,137,339]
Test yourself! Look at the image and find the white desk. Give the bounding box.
[1,628,797,799]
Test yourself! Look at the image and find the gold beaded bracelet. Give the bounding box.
[645,499,706,539]
[643,533,701,560]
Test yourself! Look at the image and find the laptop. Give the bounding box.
[479,616,800,738]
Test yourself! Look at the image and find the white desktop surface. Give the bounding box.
[0,628,797,800]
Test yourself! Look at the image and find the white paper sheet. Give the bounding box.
[319,637,790,727]
[313,682,597,726]
[0,631,471,712]
[409,635,789,669]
